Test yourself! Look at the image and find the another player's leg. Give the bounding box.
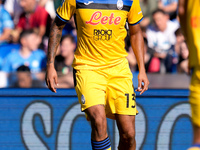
[85,105,111,150]
[188,125,200,150]
[188,112,200,150]
[193,125,200,144]
[115,115,136,150]
[188,68,200,150]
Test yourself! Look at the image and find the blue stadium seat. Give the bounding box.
[0,44,20,58]
[0,44,20,70]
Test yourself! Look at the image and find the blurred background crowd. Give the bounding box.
[0,0,189,88]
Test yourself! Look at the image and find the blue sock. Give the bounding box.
[91,137,111,150]
[192,144,200,148]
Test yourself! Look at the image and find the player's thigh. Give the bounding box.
[73,69,107,111]
[190,67,200,127]
[115,114,136,138]
[107,59,137,116]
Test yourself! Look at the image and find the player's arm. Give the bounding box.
[129,24,149,95]
[178,0,188,37]
[45,17,66,93]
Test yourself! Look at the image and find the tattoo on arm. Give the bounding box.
[47,17,66,65]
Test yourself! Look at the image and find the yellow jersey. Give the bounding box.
[186,0,200,68]
[56,0,143,69]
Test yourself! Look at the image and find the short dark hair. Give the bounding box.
[175,28,183,36]
[152,9,167,16]
[60,34,75,44]
[19,29,35,41]
[17,65,31,72]
[19,29,36,45]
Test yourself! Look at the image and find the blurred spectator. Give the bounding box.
[0,44,20,69]
[146,9,179,73]
[62,17,77,42]
[158,0,178,20]
[13,0,51,42]
[53,0,61,10]
[2,30,46,73]
[0,0,14,45]
[127,38,154,72]
[54,34,75,88]
[178,41,189,73]
[40,0,56,19]
[126,47,137,72]
[4,0,55,26]
[175,28,185,55]
[4,0,23,26]
[12,65,45,88]
[55,34,75,74]
[139,0,158,27]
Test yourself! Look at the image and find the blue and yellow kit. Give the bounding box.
[56,0,143,69]
[186,0,200,127]
[56,0,143,119]
[186,0,200,68]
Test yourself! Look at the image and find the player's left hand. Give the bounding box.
[135,71,149,95]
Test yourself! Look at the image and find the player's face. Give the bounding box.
[60,38,75,57]
[26,33,40,51]
[20,0,35,13]
[176,35,185,43]
[17,72,32,88]
[153,12,168,32]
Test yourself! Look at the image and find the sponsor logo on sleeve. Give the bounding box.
[191,16,200,28]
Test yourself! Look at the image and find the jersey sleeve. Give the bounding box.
[2,10,14,29]
[56,0,76,22]
[127,0,143,26]
[2,55,11,73]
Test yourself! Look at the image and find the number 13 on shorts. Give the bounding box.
[125,93,136,108]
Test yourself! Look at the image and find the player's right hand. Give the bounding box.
[45,64,58,93]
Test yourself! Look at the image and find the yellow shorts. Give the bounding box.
[190,67,200,127]
[73,58,137,119]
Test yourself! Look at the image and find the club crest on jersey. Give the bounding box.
[117,0,123,10]
[81,95,85,104]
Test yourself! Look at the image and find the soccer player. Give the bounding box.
[45,0,149,149]
[179,0,200,149]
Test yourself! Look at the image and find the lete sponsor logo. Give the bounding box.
[86,11,121,25]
